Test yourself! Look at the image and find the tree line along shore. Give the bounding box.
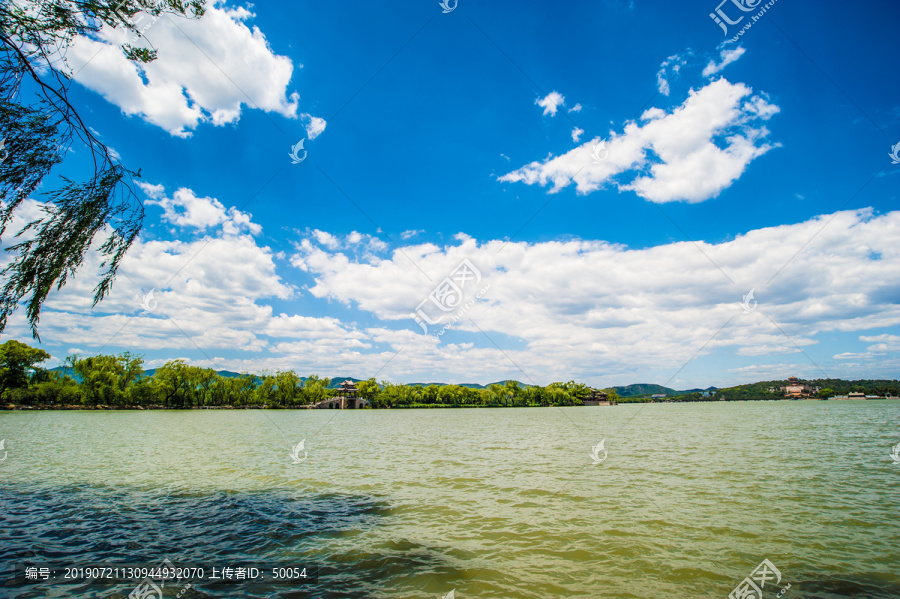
[0,341,897,409]
[0,340,616,409]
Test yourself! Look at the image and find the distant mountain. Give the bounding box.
[406,380,530,390]
[612,384,718,397]
[613,383,675,397]
[680,387,719,394]
[205,370,244,379]
[50,366,79,381]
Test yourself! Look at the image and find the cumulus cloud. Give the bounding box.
[5,198,898,387]
[140,183,261,235]
[571,127,584,142]
[535,91,566,116]
[500,78,780,203]
[702,47,747,77]
[60,4,317,137]
[0,193,295,355]
[287,209,900,385]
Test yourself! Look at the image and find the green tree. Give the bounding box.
[0,0,205,338]
[0,339,50,395]
[74,354,124,406]
[544,384,574,406]
[151,359,197,408]
[486,384,504,406]
[226,374,257,406]
[421,385,440,405]
[31,371,82,405]
[357,378,380,402]
[253,373,275,405]
[127,376,156,406]
[73,352,144,406]
[438,384,463,406]
[504,380,522,405]
[272,370,303,406]
[301,374,332,405]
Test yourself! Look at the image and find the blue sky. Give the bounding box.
[4,0,900,388]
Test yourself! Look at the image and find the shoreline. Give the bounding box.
[2,398,894,411]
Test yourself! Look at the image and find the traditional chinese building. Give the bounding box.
[779,376,820,399]
[315,380,368,409]
[583,388,616,406]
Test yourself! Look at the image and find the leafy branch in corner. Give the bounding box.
[0,0,204,339]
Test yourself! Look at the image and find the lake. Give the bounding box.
[1,401,899,598]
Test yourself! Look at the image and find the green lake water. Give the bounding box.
[1,400,898,598]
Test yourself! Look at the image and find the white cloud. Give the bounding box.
[535,91,565,116]
[702,47,747,77]
[656,51,693,96]
[6,197,899,387]
[300,230,388,259]
[571,127,584,142]
[500,78,780,203]
[61,4,316,137]
[286,208,900,385]
[859,334,900,352]
[0,193,292,354]
[301,113,327,140]
[140,183,261,235]
[568,103,582,113]
[401,229,424,240]
[265,314,366,341]
[311,229,341,250]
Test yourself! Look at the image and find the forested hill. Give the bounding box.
[612,384,716,397]
[714,379,899,400]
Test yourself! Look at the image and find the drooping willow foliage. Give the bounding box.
[0,0,203,339]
